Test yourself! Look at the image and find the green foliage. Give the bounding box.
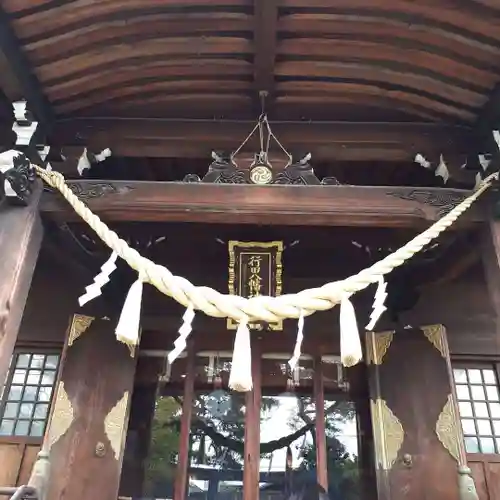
[143,396,182,490]
[143,392,360,498]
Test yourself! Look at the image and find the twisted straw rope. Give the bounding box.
[36,165,498,323]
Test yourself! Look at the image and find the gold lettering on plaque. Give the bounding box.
[227,241,283,330]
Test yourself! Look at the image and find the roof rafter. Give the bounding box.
[253,0,279,112]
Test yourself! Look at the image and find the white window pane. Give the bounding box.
[490,403,500,418]
[7,385,22,401]
[471,385,486,401]
[34,404,48,419]
[465,436,479,453]
[4,402,18,419]
[480,437,495,453]
[456,385,470,400]
[41,371,55,386]
[483,370,496,384]
[462,419,476,435]
[37,386,52,402]
[486,385,499,402]
[45,355,59,370]
[22,386,37,402]
[0,419,14,436]
[30,421,44,437]
[454,369,467,383]
[13,370,26,384]
[16,354,30,368]
[27,370,41,385]
[477,419,493,436]
[492,420,500,436]
[474,402,489,418]
[30,355,45,369]
[14,420,29,436]
[459,401,473,417]
[468,369,482,384]
[19,403,34,419]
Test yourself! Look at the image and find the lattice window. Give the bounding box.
[453,365,500,454]
[0,350,60,438]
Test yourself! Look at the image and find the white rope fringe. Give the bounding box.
[339,295,363,367]
[115,273,145,347]
[229,319,253,392]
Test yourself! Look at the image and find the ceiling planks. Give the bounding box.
[0,0,498,126]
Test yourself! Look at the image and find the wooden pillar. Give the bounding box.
[313,356,328,492]
[174,342,195,500]
[44,314,139,500]
[0,183,42,388]
[366,325,464,500]
[243,338,261,500]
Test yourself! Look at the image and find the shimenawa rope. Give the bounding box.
[35,165,497,322]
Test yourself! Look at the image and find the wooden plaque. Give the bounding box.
[227,241,283,331]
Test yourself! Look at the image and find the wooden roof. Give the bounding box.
[1,0,500,167]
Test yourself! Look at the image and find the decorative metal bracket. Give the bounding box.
[0,150,37,206]
[183,151,340,185]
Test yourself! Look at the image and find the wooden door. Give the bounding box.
[366,325,463,500]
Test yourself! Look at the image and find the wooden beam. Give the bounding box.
[0,6,53,126]
[0,182,43,387]
[49,118,471,162]
[41,180,484,228]
[253,0,279,106]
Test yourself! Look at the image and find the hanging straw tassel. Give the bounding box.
[340,295,363,367]
[228,319,252,392]
[115,273,145,347]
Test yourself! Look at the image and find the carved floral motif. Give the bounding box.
[435,394,461,462]
[371,398,405,469]
[366,331,394,365]
[386,189,467,216]
[47,382,74,449]
[421,324,446,357]
[104,391,129,460]
[66,182,133,200]
[68,314,94,347]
